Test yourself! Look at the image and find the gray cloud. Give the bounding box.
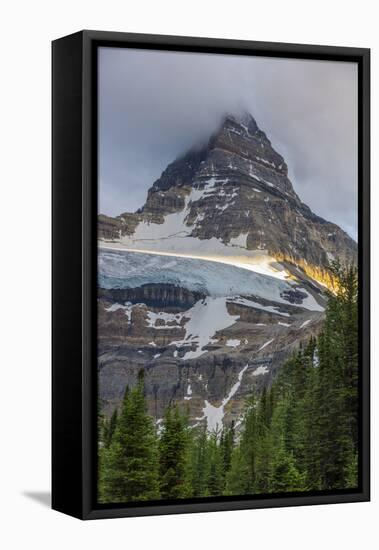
[99,47,358,240]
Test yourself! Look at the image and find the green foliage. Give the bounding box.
[206,432,225,496]
[102,408,118,449]
[308,264,358,490]
[186,426,209,497]
[159,405,190,499]
[226,264,358,496]
[99,373,160,503]
[270,444,303,493]
[98,265,358,502]
[220,421,235,477]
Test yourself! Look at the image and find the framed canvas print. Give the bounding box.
[52,30,370,520]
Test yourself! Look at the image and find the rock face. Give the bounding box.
[98,112,356,280]
[97,246,326,430]
[98,263,325,429]
[99,284,205,310]
[97,111,357,431]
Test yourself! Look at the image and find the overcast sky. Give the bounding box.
[99,47,358,240]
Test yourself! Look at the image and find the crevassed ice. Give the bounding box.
[99,249,323,312]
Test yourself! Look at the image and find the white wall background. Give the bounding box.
[0,1,376,548]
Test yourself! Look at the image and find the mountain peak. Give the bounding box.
[98,110,357,281]
[208,110,288,178]
[223,110,259,134]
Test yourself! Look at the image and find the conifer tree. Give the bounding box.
[99,372,160,503]
[97,266,358,502]
[254,387,274,493]
[188,426,209,497]
[206,431,224,496]
[270,444,303,493]
[103,408,118,449]
[226,397,258,495]
[221,421,235,478]
[159,405,189,499]
[225,447,250,495]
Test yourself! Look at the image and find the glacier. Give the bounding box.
[98,247,324,312]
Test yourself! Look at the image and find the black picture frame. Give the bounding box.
[52,30,370,520]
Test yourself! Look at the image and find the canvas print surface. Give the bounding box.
[97,48,358,504]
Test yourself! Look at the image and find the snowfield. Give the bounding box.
[226,339,241,348]
[170,297,240,360]
[99,186,298,282]
[252,365,270,376]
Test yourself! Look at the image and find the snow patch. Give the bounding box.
[255,156,276,169]
[327,251,335,263]
[190,179,217,202]
[229,297,290,317]
[225,339,241,348]
[252,365,269,376]
[129,195,192,242]
[258,338,274,351]
[229,233,248,248]
[170,297,239,360]
[146,310,183,329]
[184,384,193,400]
[201,364,250,432]
[296,290,324,312]
[104,302,132,321]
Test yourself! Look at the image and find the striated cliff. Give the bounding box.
[97,111,357,431]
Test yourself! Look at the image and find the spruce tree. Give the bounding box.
[99,372,160,503]
[307,263,358,490]
[221,421,235,478]
[226,397,258,495]
[206,432,224,496]
[159,405,189,499]
[187,426,209,497]
[270,444,303,493]
[254,387,274,493]
[103,408,118,449]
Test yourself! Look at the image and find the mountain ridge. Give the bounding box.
[97,111,356,429]
[98,111,356,289]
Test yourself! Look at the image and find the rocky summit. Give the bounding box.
[97,111,357,431]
